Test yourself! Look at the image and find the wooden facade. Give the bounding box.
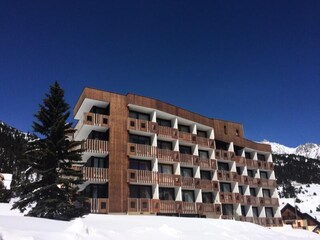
[73,87,282,227]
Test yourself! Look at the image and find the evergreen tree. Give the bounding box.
[12,82,87,220]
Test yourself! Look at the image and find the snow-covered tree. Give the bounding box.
[12,82,87,220]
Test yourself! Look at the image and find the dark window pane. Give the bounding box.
[257,154,266,161]
[129,185,152,199]
[178,124,190,133]
[215,140,228,150]
[157,118,171,127]
[197,130,207,138]
[202,192,213,203]
[218,162,230,171]
[129,159,151,170]
[239,186,244,195]
[199,150,209,159]
[260,171,268,179]
[129,134,151,145]
[247,169,254,178]
[159,188,174,200]
[262,189,271,198]
[220,182,232,192]
[265,207,274,218]
[252,207,259,217]
[241,205,246,216]
[236,167,242,175]
[157,140,172,150]
[182,190,195,202]
[250,188,257,197]
[222,204,233,215]
[200,171,211,180]
[245,152,251,159]
[159,164,173,174]
[179,145,192,154]
[181,167,193,177]
[129,111,150,121]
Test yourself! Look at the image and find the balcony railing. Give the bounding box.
[127,118,157,133]
[217,170,234,181]
[157,148,179,162]
[127,170,158,184]
[158,173,178,186]
[197,203,221,216]
[246,159,258,169]
[181,202,197,214]
[259,179,277,188]
[158,125,178,139]
[181,176,195,188]
[192,135,214,148]
[82,139,108,154]
[178,131,192,142]
[75,112,109,133]
[215,150,235,161]
[194,157,215,169]
[259,197,279,206]
[127,143,157,158]
[158,200,177,213]
[257,160,274,170]
[232,156,246,166]
[128,198,152,213]
[245,195,259,206]
[83,167,108,182]
[87,198,109,214]
[179,153,194,165]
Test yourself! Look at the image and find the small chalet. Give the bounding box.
[281,203,320,234]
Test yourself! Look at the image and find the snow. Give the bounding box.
[279,183,320,220]
[261,140,320,159]
[1,173,12,190]
[1,202,320,240]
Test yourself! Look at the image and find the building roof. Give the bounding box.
[281,203,320,226]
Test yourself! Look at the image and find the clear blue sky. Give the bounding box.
[0,0,319,147]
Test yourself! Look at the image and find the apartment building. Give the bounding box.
[73,87,282,227]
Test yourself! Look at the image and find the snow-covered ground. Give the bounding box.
[279,183,320,220]
[1,201,320,240]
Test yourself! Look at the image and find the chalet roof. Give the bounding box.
[281,203,320,226]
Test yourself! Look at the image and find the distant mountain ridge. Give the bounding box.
[262,140,320,159]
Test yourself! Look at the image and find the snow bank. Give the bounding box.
[1,202,320,240]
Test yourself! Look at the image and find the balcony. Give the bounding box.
[87,198,109,214]
[158,125,178,139]
[232,156,246,166]
[246,159,258,169]
[254,217,283,227]
[158,200,177,214]
[246,176,260,187]
[83,167,108,182]
[127,170,158,184]
[245,195,259,206]
[178,131,192,142]
[217,170,234,182]
[181,177,196,188]
[192,135,214,148]
[259,197,279,206]
[179,153,194,166]
[259,179,277,188]
[128,198,152,213]
[127,143,157,158]
[157,149,179,162]
[194,157,216,170]
[158,173,180,187]
[215,150,235,161]
[75,113,109,140]
[127,118,157,133]
[258,160,274,170]
[219,192,239,204]
[82,139,108,155]
[195,179,219,191]
[197,203,221,216]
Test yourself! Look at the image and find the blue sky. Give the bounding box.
[0,0,319,147]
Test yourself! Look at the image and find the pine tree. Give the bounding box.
[12,82,87,220]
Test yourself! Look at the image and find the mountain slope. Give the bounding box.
[262,140,320,159]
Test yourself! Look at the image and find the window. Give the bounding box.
[265,207,274,218]
[159,164,173,174]
[182,190,195,202]
[129,110,150,121]
[178,124,190,133]
[222,204,233,215]
[262,189,271,198]
[86,157,106,168]
[159,188,174,200]
[129,159,151,171]
[215,140,228,150]
[239,186,244,195]
[179,145,192,154]
[236,167,242,175]
[199,150,209,159]
[252,207,259,218]
[218,162,230,171]
[257,154,266,161]
[129,134,151,145]
[241,205,246,216]
[249,187,257,197]
[200,170,211,180]
[260,171,268,179]
[247,169,255,178]
[90,106,109,115]
[202,192,213,203]
[88,130,108,140]
[181,167,193,178]
[245,152,251,159]
[84,184,108,198]
[129,185,152,198]
[157,140,172,150]
[87,115,92,122]
[220,182,232,192]
[157,118,171,127]
[197,130,207,138]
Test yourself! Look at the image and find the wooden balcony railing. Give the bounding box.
[158,200,177,213]
[257,160,274,170]
[87,198,109,214]
[181,202,197,214]
[179,153,194,165]
[219,192,237,204]
[82,139,108,154]
[83,112,109,127]
[217,170,233,181]
[245,195,259,206]
[259,197,279,206]
[157,148,179,162]
[196,203,221,216]
[127,118,157,133]
[246,159,258,169]
[196,179,212,190]
[194,157,211,169]
[127,143,157,158]
[158,125,178,139]
[128,198,152,213]
[259,179,277,188]
[158,173,177,186]
[215,150,235,161]
[83,167,108,182]
[178,131,192,142]
[181,177,195,188]
[191,135,214,148]
[232,156,246,166]
[127,170,158,184]
[247,176,260,187]
[253,217,283,227]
